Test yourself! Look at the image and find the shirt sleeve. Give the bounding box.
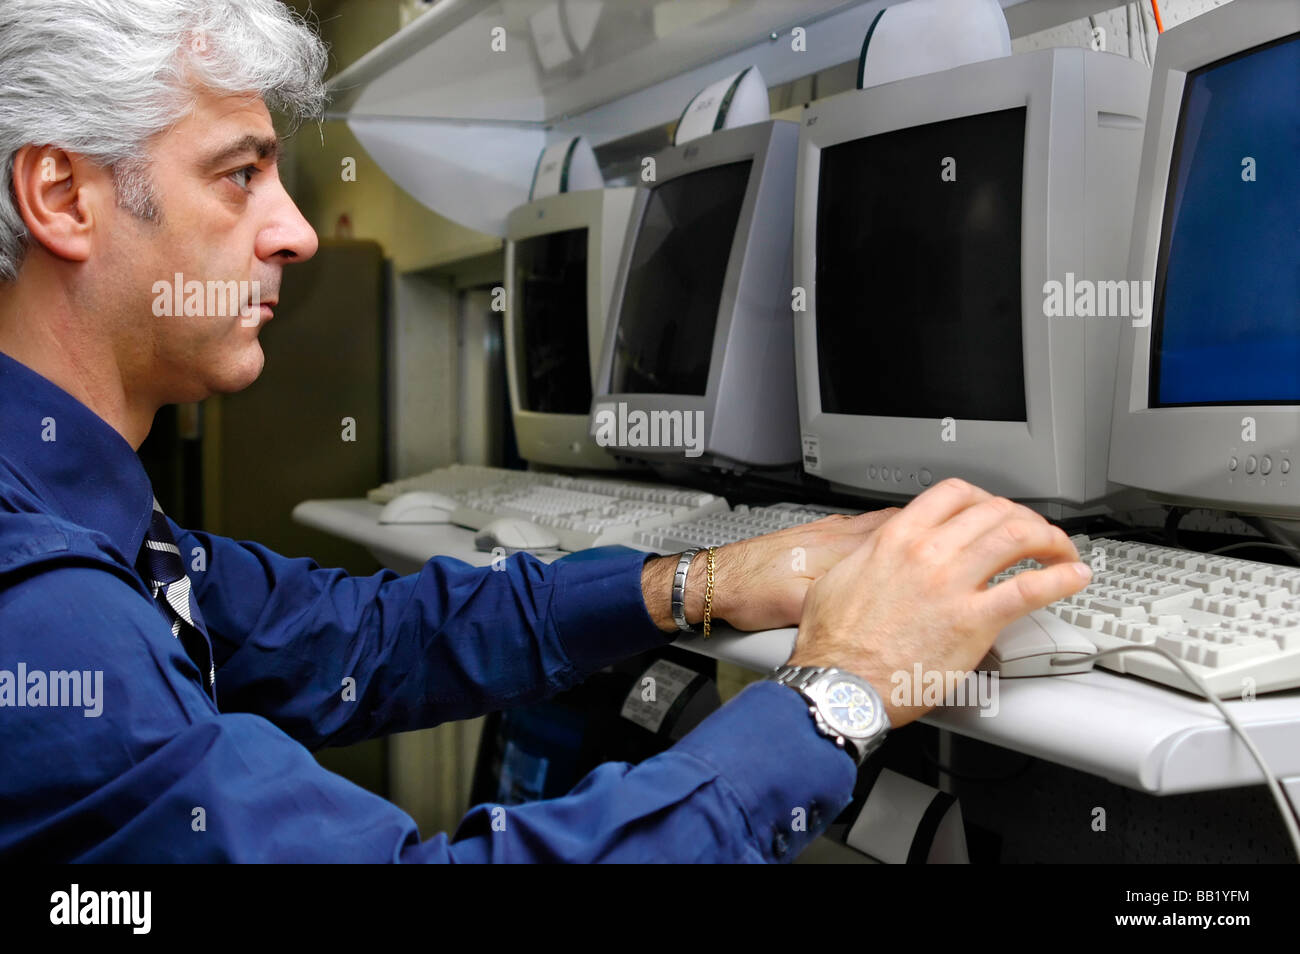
[171,522,672,749]
[0,564,856,862]
[427,681,860,863]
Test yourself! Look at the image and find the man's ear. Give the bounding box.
[9,145,108,265]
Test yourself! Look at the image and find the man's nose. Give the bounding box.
[257,178,319,265]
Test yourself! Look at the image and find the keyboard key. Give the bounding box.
[1137,586,1197,614]
[1184,572,1230,594]
[1227,564,1270,584]
[1271,628,1300,651]
[1126,624,1165,645]
[1156,633,1198,661]
[1204,639,1276,668]
[1087,599,1147,619]
[1071,609,1107,631]
[1215,597,1262,618]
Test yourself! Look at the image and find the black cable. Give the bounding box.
[1164,506,1187,547]
[1096,526,1165,542]
[1208,541,1300,564]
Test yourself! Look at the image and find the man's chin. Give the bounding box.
[206,342,266,395]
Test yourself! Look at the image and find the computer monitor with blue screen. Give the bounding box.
[794,47,1150,509]
[1109,1,1300,520]
[505,187,636,470]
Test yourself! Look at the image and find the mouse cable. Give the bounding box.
[1051,645,1300,862]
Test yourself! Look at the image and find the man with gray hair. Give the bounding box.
[0,0,1089,862]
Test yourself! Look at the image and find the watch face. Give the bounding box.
[822,679,879,736]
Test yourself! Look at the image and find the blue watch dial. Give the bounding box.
[826,680,877,734]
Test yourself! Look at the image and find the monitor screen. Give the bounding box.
[514,227,593,415]
[1149,32,1300,408]
[609,160,752,396]
[814,106,1027,422]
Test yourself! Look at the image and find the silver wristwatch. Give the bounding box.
[767,665,890,766]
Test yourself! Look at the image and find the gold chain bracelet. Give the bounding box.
[703,546,716,638]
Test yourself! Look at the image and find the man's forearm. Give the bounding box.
[188,525,672,741]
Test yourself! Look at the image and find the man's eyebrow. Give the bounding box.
[198,134,283,173]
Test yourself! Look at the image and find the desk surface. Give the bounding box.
[295,497,1300,796]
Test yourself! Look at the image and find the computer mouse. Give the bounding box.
[981,608,1096,678]
[377,491,458,525]
[475,518,561,554]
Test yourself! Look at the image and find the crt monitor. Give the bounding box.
[504,187,636,470]
[590,120,802,471]
[794,47,1150,508]
[1109,0,1300,518]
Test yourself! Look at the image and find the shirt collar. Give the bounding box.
[0,349,154,565]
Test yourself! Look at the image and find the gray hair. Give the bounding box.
[0,0,329,282]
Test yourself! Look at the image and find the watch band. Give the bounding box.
[671,548,702,633]
[771,664,827,693]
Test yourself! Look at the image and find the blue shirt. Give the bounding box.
[0,350,856,862]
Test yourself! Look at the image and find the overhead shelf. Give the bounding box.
[325,0,1116,236]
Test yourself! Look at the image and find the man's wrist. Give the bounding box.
[641,548,716,634]
[641,553,681,633]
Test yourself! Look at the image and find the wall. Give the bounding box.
[1012,0,1236,59]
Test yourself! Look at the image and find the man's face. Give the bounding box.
[96,89,318,404]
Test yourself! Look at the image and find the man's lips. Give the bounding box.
[245,299,277,320]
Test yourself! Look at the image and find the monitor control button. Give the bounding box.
[1228,457,1238,471]
[1245,456,1257,474]
[919,468,933,487]
[1283,459,1292,475]
[893,467,902,482]
[1261,456,1273,475]
[869,465,878,479]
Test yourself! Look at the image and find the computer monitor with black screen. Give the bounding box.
[795,47,1150,509]
[590,120,802,471]
[505,187,636,470]
[1110,1,1300,522]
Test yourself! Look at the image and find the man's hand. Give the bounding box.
[641,507,899,633]
[787,478,1093,728]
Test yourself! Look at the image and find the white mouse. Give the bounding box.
[981,608,1096,678]
[475,518,561,554]
[378,491,458,525]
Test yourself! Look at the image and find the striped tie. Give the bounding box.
[137,498,216,698]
